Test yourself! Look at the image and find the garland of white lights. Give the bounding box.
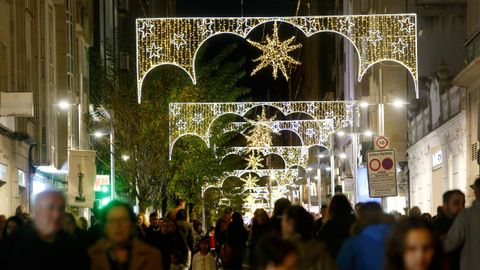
[169,101,357,158]
[136,15,418,102]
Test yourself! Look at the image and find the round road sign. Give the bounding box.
[382,157,394,170]
[369,159,381,171]
[375,136,389,149]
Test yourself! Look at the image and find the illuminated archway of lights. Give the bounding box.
[169,101,358,158]
[136,15,418,102]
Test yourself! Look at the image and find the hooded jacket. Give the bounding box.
[336,223,391,270]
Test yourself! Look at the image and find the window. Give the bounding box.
[17,170,27,187]
[0,164,7,182]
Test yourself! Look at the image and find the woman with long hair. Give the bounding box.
[222,212,248,270]
[385,217,443,270]
[316,194,356,258]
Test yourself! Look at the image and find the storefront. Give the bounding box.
[407,111,468,214]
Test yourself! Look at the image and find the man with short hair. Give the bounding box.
[433,190,465,270]
[444,178,480,270]
[0,190,89,270]
[167,199,186,221]
[145,212,162,246]
[433,190,465,235]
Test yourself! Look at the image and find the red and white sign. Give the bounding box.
[367,149,397,197]
[374,136,390,150]
[94,175,110,191]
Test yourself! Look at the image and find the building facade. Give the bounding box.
[453,0,480,204]
[0,0,93,216]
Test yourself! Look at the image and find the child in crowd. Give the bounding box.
[192,237,216,270]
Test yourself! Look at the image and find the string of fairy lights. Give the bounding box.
[136,14,418,102]
[168,101,357,157]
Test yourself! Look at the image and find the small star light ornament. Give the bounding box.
[247,21,302,80]
[242,173,259,189]
[245,153,264,170]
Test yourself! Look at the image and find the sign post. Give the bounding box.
[367,149,398,197]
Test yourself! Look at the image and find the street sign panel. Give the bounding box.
[374,136,390,150]
[367,149,398,197]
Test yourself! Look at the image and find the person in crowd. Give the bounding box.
[176,209,195,265]
[444,178,480,270]
[208,226,216,252]
[251,235,299,270]
[0,214,6,240]
[192,237,216,270]
[282,205,336,270]
[421,213,432,223]
[317,194,356,258]
[136,212,148,238]
[86,210,103,247]
[0,190,89,270]
[270,198,291,235]
[1,215,24,239]
[88,200,162,270]
[354,203,363,217]
[433,190,465,235]
[313,205,327,234]
[336,202,393,270]
[78,216,89,231]
[409,206,422,218]
[168,199,186,221]
[192,219,204,254]
[157,219,189,270]
[385,217,442,270]
[64,213,89,250]
[15,205,28,224]
[222,212,249,270]
[146,212,161,238]
[249,208,270,248]
[248,208,271,266]
[432,190,465,270]
[215,206,233,255]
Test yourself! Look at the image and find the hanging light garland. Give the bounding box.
[136,15,419,102]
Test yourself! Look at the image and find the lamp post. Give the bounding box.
[94,130,115,200]
[306,167,313,212]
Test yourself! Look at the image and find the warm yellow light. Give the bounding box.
[136,15,419,102]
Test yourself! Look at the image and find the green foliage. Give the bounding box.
[88,41,250,212]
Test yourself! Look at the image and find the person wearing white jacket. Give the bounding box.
[193,237,216,270]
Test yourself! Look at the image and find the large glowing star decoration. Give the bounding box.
[247,21,302,80]
[136,15,418,102]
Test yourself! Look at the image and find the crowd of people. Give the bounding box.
[0,178,479,270]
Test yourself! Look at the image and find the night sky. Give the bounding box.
[172,0,338,103]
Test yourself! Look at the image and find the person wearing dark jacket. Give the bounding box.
[0,190,89,270]
[223,212,248,270]
[433,190,465,270]
[317,194,355,258]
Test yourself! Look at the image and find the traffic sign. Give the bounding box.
[367,149,398,197]
[374,136,390,150]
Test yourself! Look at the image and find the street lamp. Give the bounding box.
[360,101,369,108]
[121,154,130,161]
[364,130,373,137]
[57,100,71,110]
[93,129,115,200]
[337,130,345,137]
[339,153,347,159]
